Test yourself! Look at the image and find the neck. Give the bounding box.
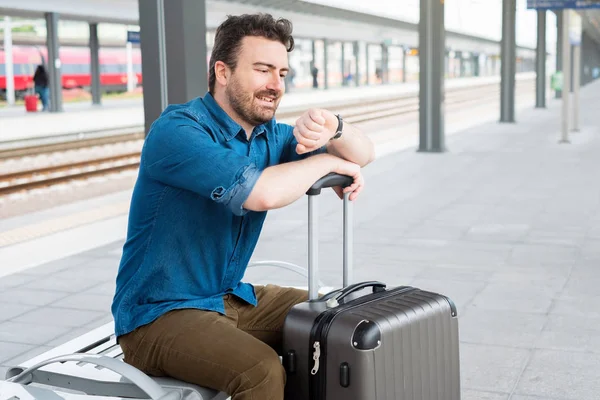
[213,90,254,140]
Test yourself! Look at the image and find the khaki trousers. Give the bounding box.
[118,284,308,400]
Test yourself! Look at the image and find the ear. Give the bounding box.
[214,61,229,87]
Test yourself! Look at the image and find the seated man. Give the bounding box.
[111,13,375,400]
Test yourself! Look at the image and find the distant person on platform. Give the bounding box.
[311,63,319,88]
[33,65,49,111]
[111,12,375,400]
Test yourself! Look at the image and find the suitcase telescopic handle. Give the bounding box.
[306,173,355,300]
[322,281,387,308]
[306,172,354,195]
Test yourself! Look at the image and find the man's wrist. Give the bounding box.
[324,110,340,139]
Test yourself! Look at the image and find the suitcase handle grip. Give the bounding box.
[323,281,386,306]
[306,173,353,196]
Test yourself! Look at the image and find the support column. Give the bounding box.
[457,51,464,76]
[418,0,445,153]
[341,42,346,86]
[560,10,571,143]
[323,38,329,89]
[4,17,15,105]
[139,0,168,133]
[126,41,135,92]
[353,41,360,86]
[573,44,581,132]
[381,43,389,84]
[138,0,207,134]
[500,0,516,123]
[365,44,370,85]
[164,0,208,104]
[402,47,407,82]
[555,11,563,98]
[536,10,546,108]
[89,23,101,105]
[45,12,63,112]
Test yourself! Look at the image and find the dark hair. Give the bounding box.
[208,13,295,94]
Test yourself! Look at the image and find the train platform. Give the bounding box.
[1,78,599,399]
[0,73,536,142]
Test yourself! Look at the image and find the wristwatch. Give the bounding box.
[331,114,343,140]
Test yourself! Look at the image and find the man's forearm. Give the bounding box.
[326,120,376,167]
[244,153,337,211]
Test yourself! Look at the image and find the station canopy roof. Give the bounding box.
[1,0,599,55]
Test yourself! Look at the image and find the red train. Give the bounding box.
[0,45,143,99]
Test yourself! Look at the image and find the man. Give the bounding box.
[112,13,375,400]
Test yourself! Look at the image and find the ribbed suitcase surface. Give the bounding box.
[282,285,460,400]
[282,174,460,399]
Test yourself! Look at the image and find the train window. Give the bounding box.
[13,64,29,75]
[0,64,33,76]
[101,64,127,74]
[134,64,142,73]
[62,64,91,74]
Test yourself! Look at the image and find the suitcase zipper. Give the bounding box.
[311,341,321,375]
[308,286,416,399]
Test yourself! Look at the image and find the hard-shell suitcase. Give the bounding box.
[282,174,461,400]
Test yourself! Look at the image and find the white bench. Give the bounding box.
[1,261,334,400]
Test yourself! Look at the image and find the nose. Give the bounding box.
[266,72,284,93]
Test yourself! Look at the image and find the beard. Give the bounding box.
[225,76,281,127]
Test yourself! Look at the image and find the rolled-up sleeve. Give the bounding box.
[143,111,261,216]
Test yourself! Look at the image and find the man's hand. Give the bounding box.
[293,109,338,154]
[330,158,364,201]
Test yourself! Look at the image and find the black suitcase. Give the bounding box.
[282,174,461,400]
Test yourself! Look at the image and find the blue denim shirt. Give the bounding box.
[112,92,325,337]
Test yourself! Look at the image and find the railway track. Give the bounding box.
[0,80,534,196]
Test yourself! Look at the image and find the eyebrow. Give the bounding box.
[253,62,289,72]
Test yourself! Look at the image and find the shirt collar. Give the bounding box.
[202,92,269,141]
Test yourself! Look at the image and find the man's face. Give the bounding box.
[225,36,289,126]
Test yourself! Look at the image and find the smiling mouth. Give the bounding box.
[257,96,276,104]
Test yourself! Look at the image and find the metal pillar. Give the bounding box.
[500,0,516,123]
[555,11,563,98]
[139,0,168,133]
[164,0,208,104]
[341,42,346,86]
[560,10,571,143]
[311,40,317,88]
[365,44,370,85]
[126,41,135,92]
[457,52,465,76]
[536,10,546,108]
[4,17,15,106]
[45,12,63,112]
[89,23,101,105]
[139,0,207,134]
[418,0,445,153]
[573,44,581,132]
[311,40,316,66]
[402,47,407,82]
[323,39,329,89]
[353,41,360,86]
[381,43,389,84]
